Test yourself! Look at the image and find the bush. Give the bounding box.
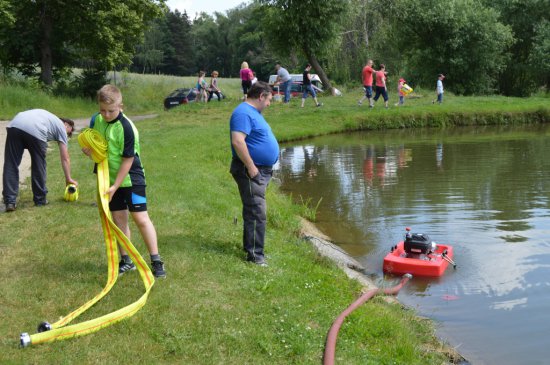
[77,69,108,100]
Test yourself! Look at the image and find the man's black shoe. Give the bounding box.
[34,200,49,207]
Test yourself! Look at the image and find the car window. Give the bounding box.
[291,83,302,92]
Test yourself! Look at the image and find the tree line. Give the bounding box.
[1,0,548,97]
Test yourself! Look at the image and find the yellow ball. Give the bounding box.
[64,184,79,202]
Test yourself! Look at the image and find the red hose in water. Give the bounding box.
[323,274,413,365]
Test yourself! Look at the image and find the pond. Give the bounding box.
[274,124,550,365]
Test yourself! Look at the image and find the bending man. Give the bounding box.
[3,109,77,212]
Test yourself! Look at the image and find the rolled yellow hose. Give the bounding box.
[64,184,79,202]
[77,128,108,163]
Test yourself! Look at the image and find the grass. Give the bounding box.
[0,73,548,364]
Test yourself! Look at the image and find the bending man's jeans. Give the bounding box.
[230,158,273,263]
[2,127,48,205]
[281,80,292,103]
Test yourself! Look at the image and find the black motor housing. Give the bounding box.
[404,233,432,255]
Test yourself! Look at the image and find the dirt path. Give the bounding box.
[0,114,157,212]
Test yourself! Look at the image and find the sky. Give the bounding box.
[165,0,249,17]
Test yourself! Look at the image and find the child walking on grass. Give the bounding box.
[82,84,166,278]
[197,71,208,103]
[435,74,445,104]
[396,78,406,106]
[208,71,222,102]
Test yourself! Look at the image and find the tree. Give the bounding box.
[328,0,401,86]
[488,0,550,95]
[162,10,195,75]
[529,20,550,91]
[259,0,349,95]
[220,3,276,79]
[132,18,167,74]
[0,0,164,86]
[378,0,513,95]
[0,1,16,72]
[190,13,221,74]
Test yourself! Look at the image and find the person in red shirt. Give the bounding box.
[372,64,389,109]
[358,59,375,107]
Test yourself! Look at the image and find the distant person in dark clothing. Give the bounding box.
[2,109,77,212]
[372,64,389,108]
[301,64,322,108]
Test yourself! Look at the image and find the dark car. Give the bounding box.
[163,88,224,109]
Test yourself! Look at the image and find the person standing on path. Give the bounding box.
[230,82,279,266]
[2,109,77,212]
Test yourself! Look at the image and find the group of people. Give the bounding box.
[358,59,446,108]
[240,61,322,108]
[2,80,278,271]
[3,59,447,271]
[2,85,166,278]
[196,70,223,103]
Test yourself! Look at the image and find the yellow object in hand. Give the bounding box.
[64,184,79,202]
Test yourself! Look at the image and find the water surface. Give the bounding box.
[275,125,550,365]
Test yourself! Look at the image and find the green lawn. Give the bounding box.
[0,74,548,364]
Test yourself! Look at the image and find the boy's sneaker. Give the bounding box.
[5,203,16,212]
[151,260,166,278]
[118,260,136,276]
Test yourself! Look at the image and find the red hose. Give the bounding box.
[323,274,413,365]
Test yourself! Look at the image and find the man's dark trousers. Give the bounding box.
[230,158,273,263]
[2,127,48,205]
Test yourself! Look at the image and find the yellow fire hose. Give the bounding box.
[20,128,155,347]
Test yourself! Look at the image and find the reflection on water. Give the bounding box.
[275,125,550,365]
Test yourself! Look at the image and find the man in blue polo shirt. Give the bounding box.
[230,81,279,266]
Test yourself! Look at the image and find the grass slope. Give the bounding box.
[0,73,547,364]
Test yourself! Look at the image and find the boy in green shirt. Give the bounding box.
[82,84,166,278]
